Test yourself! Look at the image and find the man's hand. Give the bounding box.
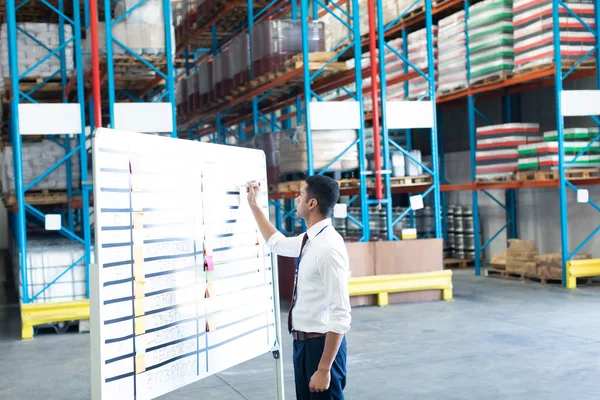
[246,180,260,209]
[309,368,331,393]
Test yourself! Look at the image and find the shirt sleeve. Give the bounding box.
[266,231,305,258]
[319,247,352,335]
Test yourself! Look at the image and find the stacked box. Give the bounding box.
[279,127,359,174]
[476,123,541,179]
[0,23,74,78]
[506,239,538,275]
[407,26,438,99]
[535,252,592,279]
[467,0,514,84]
[14,239,94,304]
[322,0,353,52]
[1,140,81,195]
[198,61,213,109]
[535,127,600,169]
[231,33,251,88]
[438,10,468,94]
[514,0,596,72]
[251,19,325,77]
[212,49,233,99]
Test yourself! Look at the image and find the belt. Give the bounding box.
[291,331,326,341]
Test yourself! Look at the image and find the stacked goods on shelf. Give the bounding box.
[231,33,251,87]
[438,10,467,94]
[198,61,213,109]
[251,19,325,77]
[506,239,538,275]
[467,0,514,85]
[531,127,600,169]
[246,131,281,185]
[513,0,596,72]
[407,26,438,99]
[279,127,358,174]
[346,205,407,241]
[187,68,199,114]
[362,38,406,112]
[1,140,81,196]
[213,48,233,98]
[476,123,541,180]
[0,23,74,78]
[322,0,352,52]
[13,239,93,304]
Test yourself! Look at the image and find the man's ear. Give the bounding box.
[308,198,318,211]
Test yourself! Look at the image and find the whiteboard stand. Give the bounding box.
[270,255,285,399]
[89,128,286,400]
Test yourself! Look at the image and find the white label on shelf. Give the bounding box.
[385,101,434,129]
[562,90,600,116]
[309,101,361,130]
[409,194,424,211]
[577,189,589,204]
[114,102,174,133]
[333,203,348,219]
[45,214,62,230]
[19,104,82,135]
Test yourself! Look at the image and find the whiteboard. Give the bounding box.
[90,128,281,400]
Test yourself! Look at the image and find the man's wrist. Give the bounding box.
[317,364,331,373]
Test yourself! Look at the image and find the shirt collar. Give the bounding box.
[306,218,331,239]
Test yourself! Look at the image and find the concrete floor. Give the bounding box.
[1,270,600,400]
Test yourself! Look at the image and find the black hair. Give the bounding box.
[305,175,340,217]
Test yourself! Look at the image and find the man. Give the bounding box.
[247,175,351,400]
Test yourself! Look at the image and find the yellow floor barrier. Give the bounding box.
[348,270,453,306]
[21,300,90,339]
[566,259,600,290]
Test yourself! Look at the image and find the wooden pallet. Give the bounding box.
[388,175,432,187]
[476,174,516,183]
[517,168,600,182]
[270,178,359,194]
[3,190,82,208]
[433,0,456,7]
[470,71,512,88]
[485,267,573,285]
[515,60,596,77]
[438,85,467,97]
[284,52,347,71]
[443,258,474,269]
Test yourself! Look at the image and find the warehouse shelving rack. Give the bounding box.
[2,0,92,337]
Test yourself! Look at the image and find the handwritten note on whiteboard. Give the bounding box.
[91,128,276,400]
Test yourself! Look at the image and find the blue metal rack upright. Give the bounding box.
[4,0,91,338]
[101,0,177,136]
[552,0,600,284]
[376,0,442,241]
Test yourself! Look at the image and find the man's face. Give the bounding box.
[295,185,311,220]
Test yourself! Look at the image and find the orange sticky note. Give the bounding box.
[206,316,216,332]
[134,281,145,298]
[134,316,145,335]
[135,355,146,373]
[134,298,145,317]
[133,246,144,264]
[204,243,212,256]
[134,262,145,283]
[133,212,144,230]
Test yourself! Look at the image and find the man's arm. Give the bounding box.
[246,181,304,257]
[246,181,277,241]
[309,247,351,392]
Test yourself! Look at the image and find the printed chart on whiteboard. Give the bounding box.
[91,128,277,400]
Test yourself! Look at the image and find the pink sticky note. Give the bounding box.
[204,256,214,271]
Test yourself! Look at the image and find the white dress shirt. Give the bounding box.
[267,218,352,335]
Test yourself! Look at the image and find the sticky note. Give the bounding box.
[134,281,145,298]
[135,355,146,373]
[134,262,146,283]
[133,246,144,264]
[45,214,62,231]
[134,316,145,335]
[135,335,147,355]
[133,212,144,230]
[134,298,145,317]
[577,189,589,203]
[205,282,217,298]
[409,195,424,211]
[206,316,216,332]
[204,256,214,271]
[206,271,214,283]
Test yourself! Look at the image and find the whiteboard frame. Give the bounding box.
[90,128,284,400]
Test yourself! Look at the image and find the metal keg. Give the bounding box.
[454,207,464,233]
[347,207,362,238]
[454,250,466,260]
[463,209,474,233]
[464,233,475,250]
[333,216,347,238]
[447,209,455,232]
[447,232,455,250]
[423,206,434,233]
[465,250,476,260]
[454,233,465,251]
[393,207,405,236]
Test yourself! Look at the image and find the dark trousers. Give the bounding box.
[293,336,347,400]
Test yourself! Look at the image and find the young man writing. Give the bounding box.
[247,175,351,400]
